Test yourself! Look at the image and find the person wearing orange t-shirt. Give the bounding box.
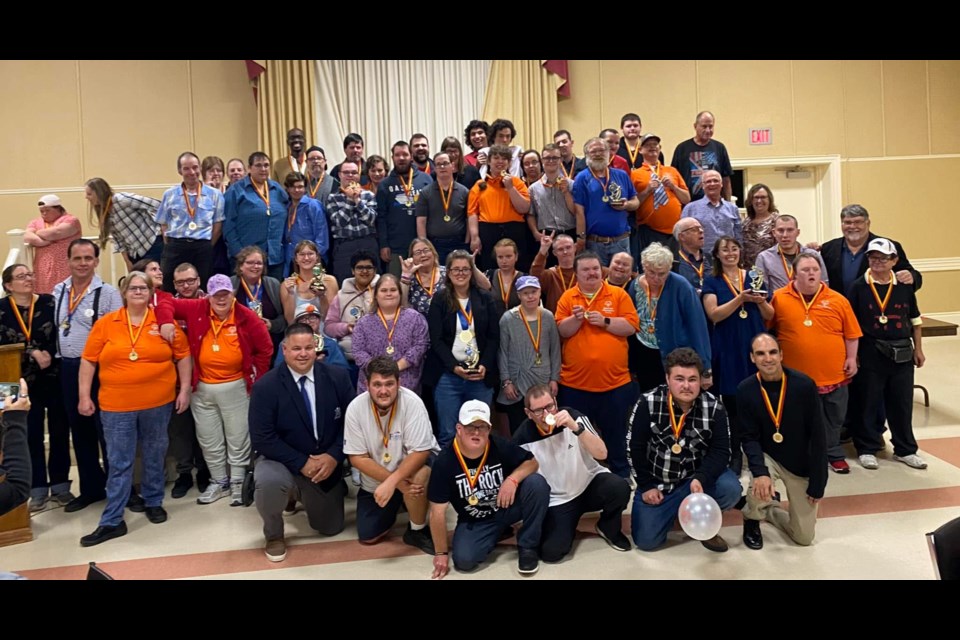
[632,134,690,254]
[467,144,531,272]
[166,274,274,506]
[769,254,862,475]
[555,251,640,479]
[77,271,192,547]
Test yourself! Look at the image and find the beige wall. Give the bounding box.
[0,60,257,233]
[558,59,960,312]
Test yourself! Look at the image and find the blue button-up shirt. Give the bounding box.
[155,183,225,240]
[284,196,330,273]
[224,176,290,266]
[52,275,123,358]
[680,197,742,255]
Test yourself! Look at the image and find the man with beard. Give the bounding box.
[573,138,639,266]
[272,128,308,185]
[344,356,438,552]
[410,133,435,176]
[377,141,433,275]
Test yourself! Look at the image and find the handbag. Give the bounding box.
[875,338,914,364]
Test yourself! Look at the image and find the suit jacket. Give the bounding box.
[249,361,355,491]
[820,232,922,295]
[424,287,499,389]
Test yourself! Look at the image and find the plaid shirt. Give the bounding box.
[627,384,730,494]
[325,191,378,240]
[110,192,161,258]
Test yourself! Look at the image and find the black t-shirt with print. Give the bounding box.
[428,434,533,522]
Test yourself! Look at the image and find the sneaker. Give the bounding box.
[196,482,230,505]
[52,491,76,507]
[518,548,540,575]
[829,460,851,474]
[171,473,193,499]
[858,454,880,470]
[894,454,928,470]
[29,495,49,512]
[229,482,243,507]
[595,523,631,552]
[265,538,287,562]
[402,525,436,555]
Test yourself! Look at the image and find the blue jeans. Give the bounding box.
[631,469,742,551]
[434,372,493,448]
[451,473,549,572]
[586,235,630,266]
[98,403,173,527]
[558,382,638,478]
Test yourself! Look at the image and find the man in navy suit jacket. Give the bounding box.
[249,323,355,562]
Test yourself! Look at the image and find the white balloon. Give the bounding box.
[678,492,723,541]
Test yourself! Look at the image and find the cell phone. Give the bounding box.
[0,383,20,410]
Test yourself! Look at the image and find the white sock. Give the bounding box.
[409,521,426,531]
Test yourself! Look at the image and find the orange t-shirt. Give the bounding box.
[82,308,191,412]
[555,282,639,391]
[467,176,529,224]
[769,282,862,387]
[198,305,244,384]
[631,164,687,235]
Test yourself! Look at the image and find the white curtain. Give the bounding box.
[314,60,492,164]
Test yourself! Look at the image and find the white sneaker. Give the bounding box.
[858,454,879,470]
[229,482,243,507]
[893,454,928,469]
[626,475,637,492]
[196,481,230,505]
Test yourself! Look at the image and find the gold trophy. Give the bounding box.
[603,182,624,205]
[463,347,481,373]
[314,333,324,355]
[747,265,767,296]
[310,263,327,294]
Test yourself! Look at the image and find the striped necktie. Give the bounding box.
[651,165,668,209]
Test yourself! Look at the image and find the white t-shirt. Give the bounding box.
[343,387,439,493]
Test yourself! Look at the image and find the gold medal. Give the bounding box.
[671,443,682,455]
[535,353,542,366]
[773,432,784,443]
[212,343,220,352]
[647,325,656,334]
[459,329,474,343]
[188,222,198,231]
[385,345,395,355]
[129,351,138,362]
[467,494,479,506]
[61,321,70,331]
[879,315,888,324]
[738,309,748,319]
[545,413,556,426]
[803,318,813,327]
[443,215,451,222]
[601,195,610,203]
[382,452,392,464]
[758,372,787,447]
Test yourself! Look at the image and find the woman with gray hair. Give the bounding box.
[629,243,712,393]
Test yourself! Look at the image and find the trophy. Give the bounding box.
[314,333,324,355]
[310,263,327,294]
[747,265,767,296]
[463,347,481,373]
[604,182,624,205]
[249,299,263,318]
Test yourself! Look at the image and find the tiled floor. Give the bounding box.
[4,317,959,580]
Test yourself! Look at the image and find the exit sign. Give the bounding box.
[750,128,773,145]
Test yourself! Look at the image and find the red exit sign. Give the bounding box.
[750,128,773,145]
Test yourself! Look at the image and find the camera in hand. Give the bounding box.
[0,383,20,411]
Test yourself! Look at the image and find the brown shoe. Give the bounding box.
[700,534,729,553]
[265,538,287,562]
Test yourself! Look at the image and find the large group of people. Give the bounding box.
[2,110,929,577]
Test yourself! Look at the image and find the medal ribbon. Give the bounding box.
[678,251,704,282]
[370,397,398,449]
[181,183,201,220]
[240,278,262,303]
[457,299,473,331]
[453,438,489,493]
[10,295,36,342]
[756,372,787,433]
[377,307,400,347]
[210,301,235,343]
[667,393,688,444]
[520,306,542,358]
[126,307,153,354]
[866,272,894,317]
[416,267,437,298]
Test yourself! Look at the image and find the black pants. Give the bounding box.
[630,340,664,396]
[161,238,213,293]
[60,357,107,499]
[167,403,208,477]
[854,364,918,457]
[495,400,527,434]
[27,373,70,493]
[478,221,529,272]
[722,393,743,474]
[540,473,630,562]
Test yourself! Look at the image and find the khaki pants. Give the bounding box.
[743,454,819,546]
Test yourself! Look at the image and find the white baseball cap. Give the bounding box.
[458,400,491,426]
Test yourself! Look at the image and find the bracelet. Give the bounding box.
[501,380,513,389]
[435,551,448,556]
[505,476,519,487]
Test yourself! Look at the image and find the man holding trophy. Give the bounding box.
[573,138,639,266]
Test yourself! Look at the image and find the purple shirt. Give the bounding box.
[351,307,430,392]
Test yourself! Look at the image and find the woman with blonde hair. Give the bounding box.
[84,177,163,271]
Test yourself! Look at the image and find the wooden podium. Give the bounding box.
[0,342,31,547]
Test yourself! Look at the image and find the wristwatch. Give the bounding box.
[577,232,586,239]
[571,424,586,436]
[604,317,611,326]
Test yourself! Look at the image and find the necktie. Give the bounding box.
[652,167,668,209]
[299,375,315,439]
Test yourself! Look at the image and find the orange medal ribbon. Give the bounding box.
[10,295,36,342]
[439,182,453,213]
[626,142,641,167]
[308,173,325,198]
[678,251,704,283]
[397,168,415,201]
[416,267,437,298]
[68,283,90,318]
[644,279,664,330]
[866,272,894,318]
[453,438,489,495]
[126,307,153,354]
[377,307,400,348]
[667,393,688,445]
[210,301,235,344]
[370,397,398,449]
[757,372,787,435]
[797,282,825,319]
[497,271,514,308]
[778,247,796,279]
[252,180,270,211]
[520,306,542,359]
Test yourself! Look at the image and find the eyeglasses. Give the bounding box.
[449,267,471,275]
[752,195,769,201]
[297,251,318,257]
[867,254,893,262]
[11,272,34,281]
[354,265,375,272]
[307,157,325,163]
[680,226,703,234]
[541,156,561,161]
[174,277,199,287]
[412,248,432,257]
[462,423,492,434]
[435,161,452,168]
[251,163,270,169]
[528,401,557,417]
[127,286,150,293]
[242,260,263,267]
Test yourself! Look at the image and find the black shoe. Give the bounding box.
[80,522,128,547]
[595,523,632,552]
[402,525,436,555]
[145,506,168,524]
[127,492,146,513]
[743,519,764,550]
[700,534,729,553]
[518,548,540,575]
[196,469,211,493]
[171,473,193,499]
[64,494,105,514]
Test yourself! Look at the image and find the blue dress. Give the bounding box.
[702,273,766,396]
